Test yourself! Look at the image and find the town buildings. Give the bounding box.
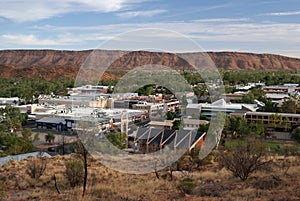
[1,83,299,155]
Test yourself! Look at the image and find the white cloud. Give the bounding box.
[0,33,88,46]
[278,50,300,58]
[4,18,300,57]
[0,0,139,22]
[264,10,300,16]
[117,9,167,18]
[0,33,117,48]
[200,4,230,11]
[1,34,58,46]
[31,19,300,44]
[192,18,249,23]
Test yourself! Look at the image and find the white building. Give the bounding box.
[0,97,19,105]
[200,98,259,118]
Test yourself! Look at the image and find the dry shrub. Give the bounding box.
[25,157,47,180]
[193,184,227,197]
[254,176,281,190]
[219,140,270,181]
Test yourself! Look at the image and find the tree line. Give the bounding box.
[0,78,74,104]
[0,106,38,156]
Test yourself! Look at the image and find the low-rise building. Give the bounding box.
[148,120,173,130]
[36,117,66,131]
[68,85,110,95]
[243,112,300,128]
[38,94,112,108]
[113,99,139,109]
[185,103,201,119]
[200,98,259,118]
[183,118,209,131]
[133,127,206,153]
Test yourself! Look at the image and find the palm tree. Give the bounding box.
[45,133,55,144]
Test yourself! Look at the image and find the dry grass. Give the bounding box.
[0,154,299,201]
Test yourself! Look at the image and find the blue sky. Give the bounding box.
[0,0,300,57]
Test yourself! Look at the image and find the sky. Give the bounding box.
[0,0,300,58]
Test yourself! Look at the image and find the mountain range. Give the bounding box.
[0,50,299,80]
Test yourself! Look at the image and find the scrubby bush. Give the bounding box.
[177,177,196,195]
[219,140,270,181]
[65,158,84,187]
[25,157,47,180]
[194,184,226,197]
[254,176,281,190]
[0,181,7,199]
[0,191,6,200]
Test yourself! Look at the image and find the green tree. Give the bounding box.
[282,116,291,131]
[172,120,181,130]
[45,133,55,144]
[181,95,188,108]
[145,85,154,95]
[294,128,300,142]
[251,87,267,102]
[0,105,27,132]
[280,96,299,114]
[6,134,33,155]
[263,99,279,112]
[166,112,177,120]
[193,84,208,97]
[105,131,127,149]
[249,120,265,137]
[198,123,210,133]
[241,92,255,104]
[270,113,283,130]
[1,129,36,155]
[229,116,250,137]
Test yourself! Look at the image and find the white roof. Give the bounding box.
[36,117,66,124]
[211,99,226,106]
[266,93,289,99]
[201,98,258,112]
[186,103,201,109]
